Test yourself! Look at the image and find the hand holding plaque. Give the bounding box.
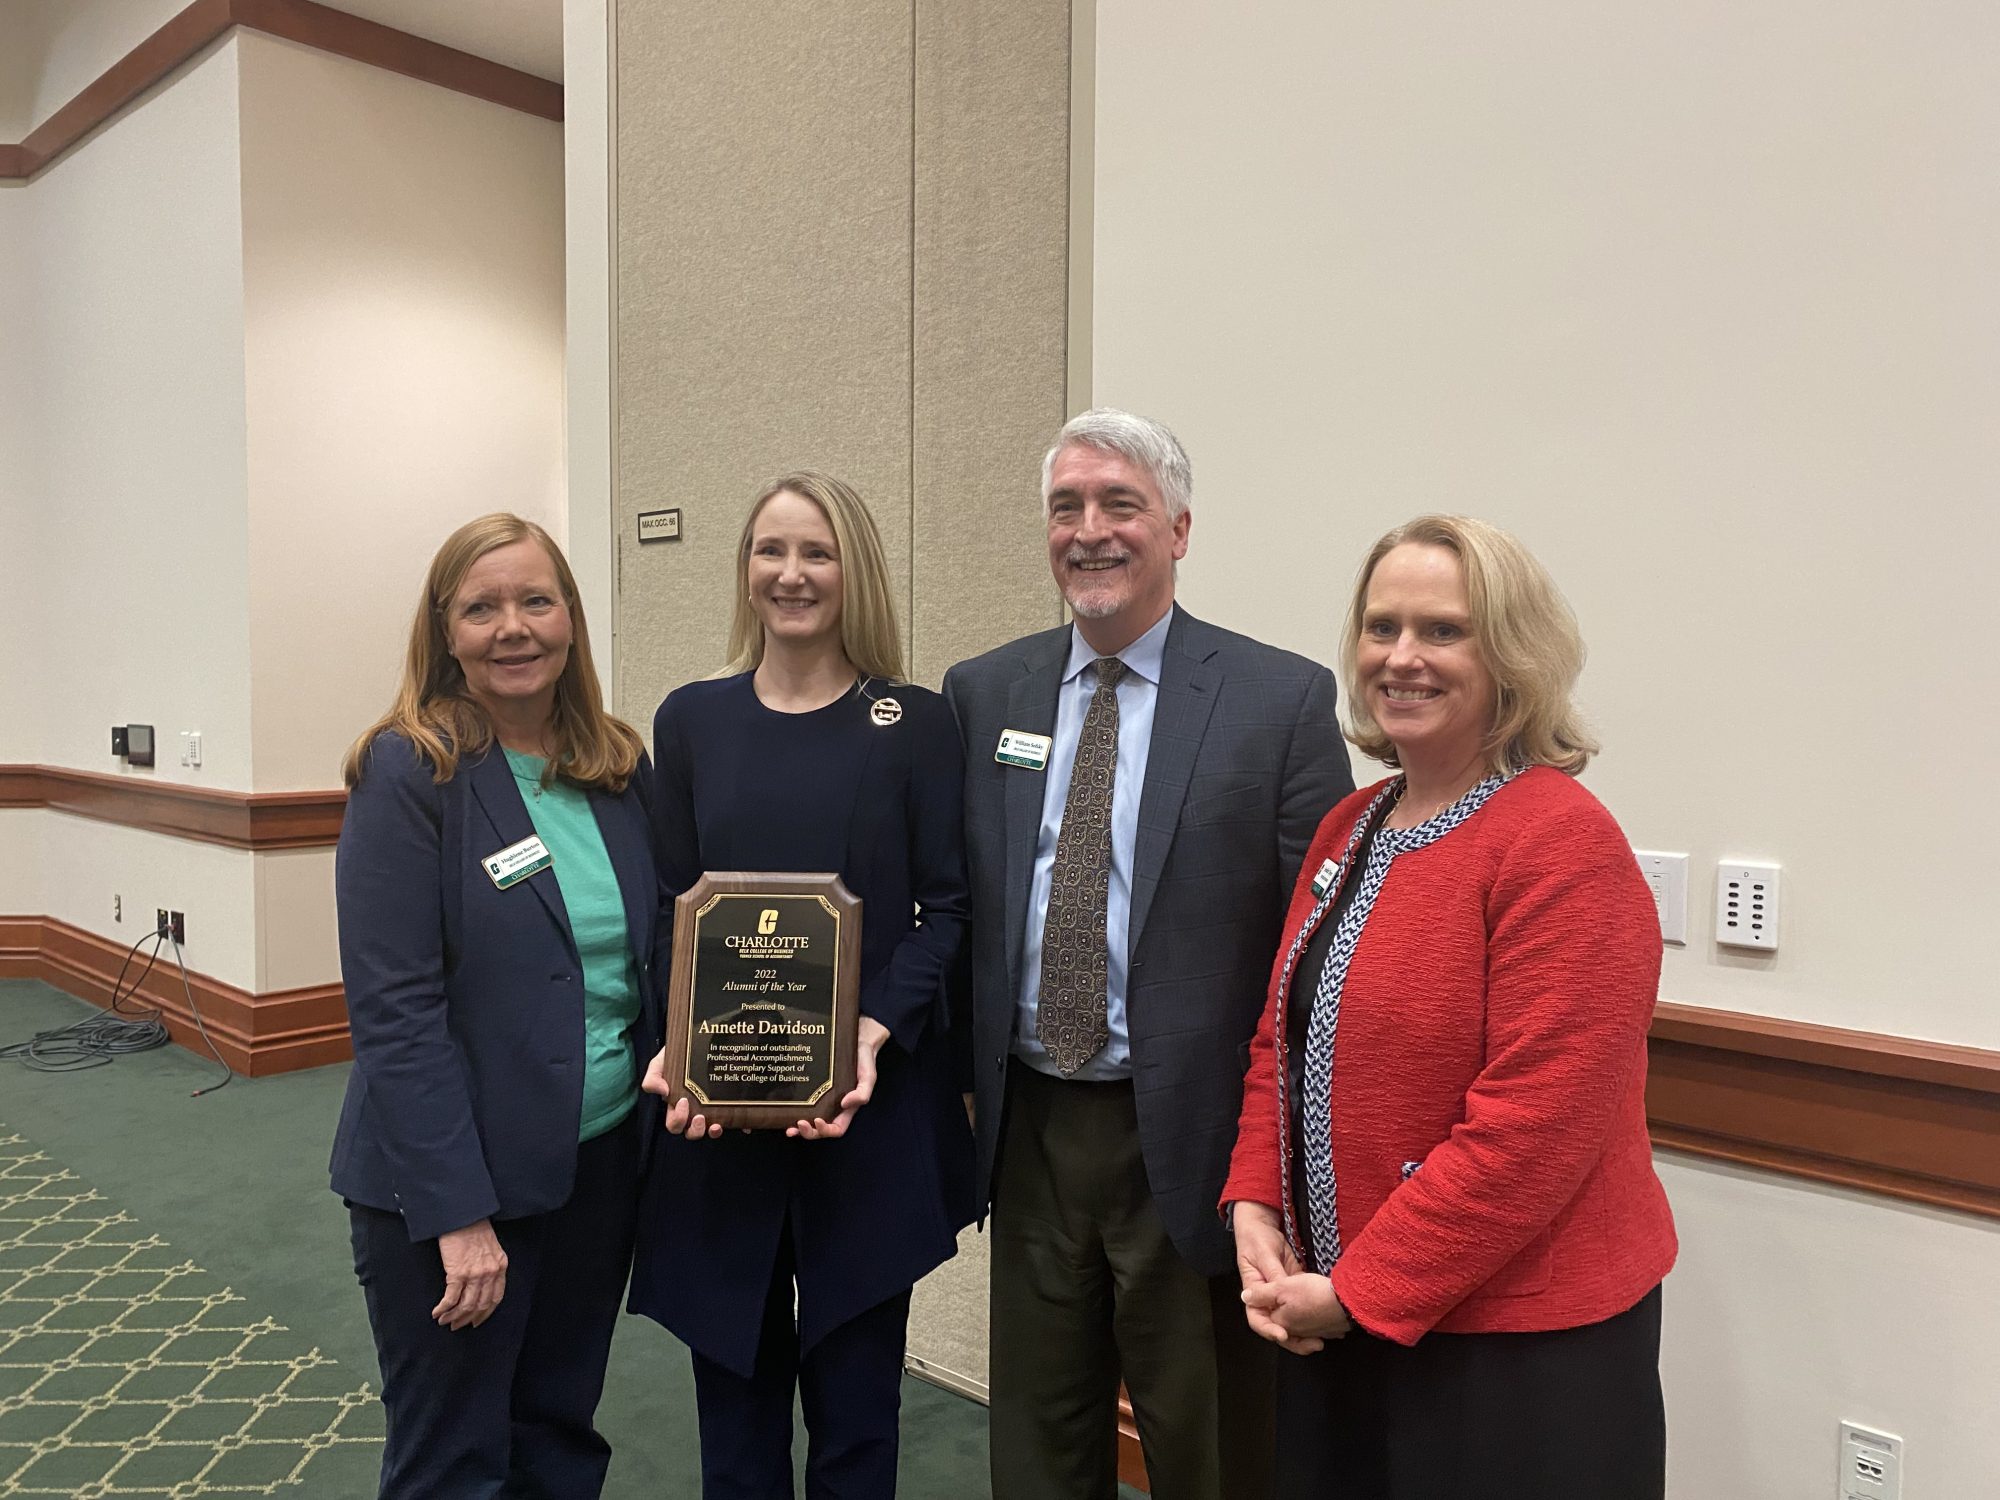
[660,873,863,1131]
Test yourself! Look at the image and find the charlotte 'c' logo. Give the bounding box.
[758,909,779,935]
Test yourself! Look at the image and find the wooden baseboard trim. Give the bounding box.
[4,0,561,181]
[0,765,345,849]
[0,915,350,1076]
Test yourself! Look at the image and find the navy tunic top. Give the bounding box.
[628,673,976,1377]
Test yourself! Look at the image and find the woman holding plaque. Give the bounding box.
[331,513,657,1498]
[1223,516,1675,1497]
[631,472,974,1499]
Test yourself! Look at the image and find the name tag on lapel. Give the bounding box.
[1310,858,1340,899]
[483,835,552,890]
[995,729,1052,770]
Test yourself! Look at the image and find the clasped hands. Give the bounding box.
[1231,1200,1351,1354]
[641,1015,892,1141]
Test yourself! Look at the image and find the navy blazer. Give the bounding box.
[329,732,662,1243]
[628,678,975,1379]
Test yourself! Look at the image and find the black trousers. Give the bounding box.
[347,1116,639,1500]
[1275,1284,1665,1500]
[688,1216,913,1500]
[989,1061,1275,1500]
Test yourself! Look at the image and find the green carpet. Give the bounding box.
[0,979,1002,1498]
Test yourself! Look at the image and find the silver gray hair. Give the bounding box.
[1040,408,1193,521]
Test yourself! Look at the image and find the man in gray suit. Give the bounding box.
[943,409,1353,1500]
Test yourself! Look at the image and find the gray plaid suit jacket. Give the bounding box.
[943,607,1353,1277]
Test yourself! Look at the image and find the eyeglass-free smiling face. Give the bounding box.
[1357,542,1496,769]
[447,539,573,721]
[1045,443,1189,650]
[746,489,845,650]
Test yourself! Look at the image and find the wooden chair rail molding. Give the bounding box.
[0,916,350,1076]
[1,0,562,182]
[1645,1000,2000,1218]
[0,764,346,850]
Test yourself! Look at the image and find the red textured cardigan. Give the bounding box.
[1222,767,1677,1346]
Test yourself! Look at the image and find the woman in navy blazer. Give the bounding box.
[331,513,659,1499]
[630,473,975,1499]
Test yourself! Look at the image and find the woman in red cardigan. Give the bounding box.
[1224,515,1676,1498]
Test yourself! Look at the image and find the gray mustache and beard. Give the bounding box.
[1059,548,1130,619]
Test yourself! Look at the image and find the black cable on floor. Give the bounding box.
[169,937,234,1097]
[1,928,171,1069]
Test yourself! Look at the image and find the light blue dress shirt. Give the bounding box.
[1014,606,1173,1080]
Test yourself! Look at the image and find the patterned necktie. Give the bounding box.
[1038,656,1127,1075]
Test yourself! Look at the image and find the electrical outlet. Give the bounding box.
[1716,861,1781,951]
[168,911,186,946]
[114,895,123,923]
[1839,1422,1901,1500]
[156,908,171,938]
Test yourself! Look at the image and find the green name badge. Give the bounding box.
[484,835,553,890]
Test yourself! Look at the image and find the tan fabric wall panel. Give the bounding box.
[909,0,1073,685]
[614,1,916,722]
[611,1,1075,1402]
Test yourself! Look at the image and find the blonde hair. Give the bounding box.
[719,472,906,681]
[341,513,643,790]
[1340,514,1598,775]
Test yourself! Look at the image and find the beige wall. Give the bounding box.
[25,37,253,786]
[562,0,615,695]
[611,0,1069,723]
[6,36,262,982]
[0,14,33,139]
[1091,0,1999,1490]
[0,175,37,762]
[1659,1154,2000,1497]
[1091,0,1999,1050]
[7,24,567,993]
[0,812,46,915]
[1,0,188,139]
[238,31,566,792]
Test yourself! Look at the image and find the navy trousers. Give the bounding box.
[348,1115,639,1499]
[690,1219,912,1500]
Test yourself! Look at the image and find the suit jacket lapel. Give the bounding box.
[1129,611,1218,960]
[590,784,654,970]
[467,746,576,958]
[1004,636,1068,1001]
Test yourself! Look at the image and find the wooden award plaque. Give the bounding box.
[662,872,863,1130]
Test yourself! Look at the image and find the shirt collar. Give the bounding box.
[1062,605,1174,687]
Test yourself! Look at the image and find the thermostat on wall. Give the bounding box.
[637,509,682,543]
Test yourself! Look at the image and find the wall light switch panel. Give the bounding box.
[1717,861,1781,951]
[179,731,202,768]
[1632,851,1689,945]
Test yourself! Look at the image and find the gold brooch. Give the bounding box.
[870,697,903,727]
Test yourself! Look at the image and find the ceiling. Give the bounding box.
[324,0,563,82]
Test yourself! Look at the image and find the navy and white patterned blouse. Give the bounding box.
[1276,770,1517,1274]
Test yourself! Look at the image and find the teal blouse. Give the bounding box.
[503,750,641,1141]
